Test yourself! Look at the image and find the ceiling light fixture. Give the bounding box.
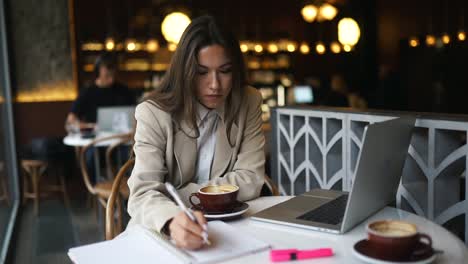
[338,18,360,47]
[301,2,338,23]
[161,12,191,44]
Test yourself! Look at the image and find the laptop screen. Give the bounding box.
[293,85,314,104]
[97,106,135,133]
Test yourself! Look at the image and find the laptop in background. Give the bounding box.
[293,85,314,104]
[252,117,415,234]
[97,106,135,133]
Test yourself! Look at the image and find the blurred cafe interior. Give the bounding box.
[0,0,468,263]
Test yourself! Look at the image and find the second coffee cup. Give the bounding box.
[189,184,239,213]
[366,220,432,260]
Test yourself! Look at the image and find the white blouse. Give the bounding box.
[194,103,219,184]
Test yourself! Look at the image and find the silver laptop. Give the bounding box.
[252,117,415,234]
[97,106,135,133]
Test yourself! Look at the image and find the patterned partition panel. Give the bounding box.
[274,109,346,195]
[271,108,468,243]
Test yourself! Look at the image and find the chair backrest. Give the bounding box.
[105,133,133,178]
[261,174,280,196]
[80,133,133,195]
[106,158,134,240]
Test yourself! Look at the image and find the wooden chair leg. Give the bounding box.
[116,195,123,237]
[93,196,99,221]
[58,168,70,208]
[22,170,28,206]
[32,169,39,216]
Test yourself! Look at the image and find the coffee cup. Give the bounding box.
[80,124,95,138]
[80,125,94,134]
[189,184,239,213]
[366,220,432,260]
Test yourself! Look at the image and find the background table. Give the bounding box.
[224,196,468,263]
[63,132,122,147]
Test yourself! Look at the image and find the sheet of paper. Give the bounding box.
[68,221,270,264]
[187,221,270,264]
[68,227,185,264]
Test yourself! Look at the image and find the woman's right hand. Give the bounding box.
[168,211,207,250]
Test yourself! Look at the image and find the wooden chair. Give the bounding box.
[80,133,132,218]
[0,162,10,206]
[21,159,68,215]
[105,135,133,179]
[263,174,280,196]
[106,158,135,240]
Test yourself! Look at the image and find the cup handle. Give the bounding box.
[189,193,203,210]
[411,233,433,258]
[417,233,432,247]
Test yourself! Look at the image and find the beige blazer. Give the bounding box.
[127,87,265,232]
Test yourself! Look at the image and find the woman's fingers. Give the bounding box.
[179,212,204,237]
[171,222,204,249]
[169,211,205,250]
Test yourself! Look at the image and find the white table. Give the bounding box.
[63,132,122,147]
[221,196,468,264]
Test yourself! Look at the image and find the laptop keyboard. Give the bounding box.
[297,194,349,225]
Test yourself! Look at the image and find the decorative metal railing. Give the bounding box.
[270,107,468,244]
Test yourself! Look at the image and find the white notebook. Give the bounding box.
[68,221,270,264]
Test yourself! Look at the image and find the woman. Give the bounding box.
[127,15,265,250]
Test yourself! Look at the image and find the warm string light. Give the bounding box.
[426,35,436,46]
[286,43,296,52]
[457,31,466,41]
[168,43,177,52]
[330,42,341,53]
[105,38,115,51]
[441,33,450,45]
[254,44,263,53]
[126,39,137,52]
[82,39,355,54]
[409,37,419,47]
[240,43,249,53]
[299,43,310,54]
[146,39,159,52]
[267,43,279,53]
[315,42,326,54]
[81,42,103,51]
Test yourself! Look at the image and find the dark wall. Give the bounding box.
[377,0,468,65]
[14,102,72,147]
[6,0,76,146]
[377,0,468,113]
[7,0,75,95]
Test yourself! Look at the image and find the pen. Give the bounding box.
[270,248,334,262]
[165,183,211,245]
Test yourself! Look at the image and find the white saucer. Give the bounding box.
[352,240,437,264]
[204,202,249,220]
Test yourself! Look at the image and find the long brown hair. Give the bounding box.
[145,15,247,141]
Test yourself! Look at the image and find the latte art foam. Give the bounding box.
[373,228,415,237]
[201,185,238,194]
[370,221,417,237]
